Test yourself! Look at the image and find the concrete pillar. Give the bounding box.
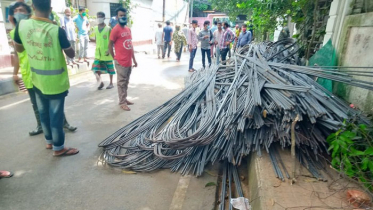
[323,0,353,50]
[0,2,10,56]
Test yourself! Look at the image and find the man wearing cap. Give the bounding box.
[187,20,199,72]
[162,20,173,59]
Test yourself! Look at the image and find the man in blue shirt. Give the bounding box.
[237,24,252,48]
[109,16,117,28]
[73,7,90,62]
[162,20,173,59]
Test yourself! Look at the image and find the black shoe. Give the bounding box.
[29,126,43,136]
[64,124,77,132]
[209,63,211,68]
[97,82,104,90]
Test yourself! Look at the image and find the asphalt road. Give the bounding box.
[0,50,217,210]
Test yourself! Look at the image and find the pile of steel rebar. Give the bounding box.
[98,39,373,180]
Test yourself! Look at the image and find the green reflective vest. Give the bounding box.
[94,25,113,61]
[18,18,69,95]
[10,29,33,89]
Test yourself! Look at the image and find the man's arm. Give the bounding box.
[132,46,137,67]
[109,40,115,58]
[12,53,21,85]
[13,25,25,53]
[248,31,252,43]
[170,31,173,44]
[198,31,203,41]
[58,28,75,58]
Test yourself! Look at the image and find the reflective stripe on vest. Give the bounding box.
[31,67,65,75]
[18,18,69,95]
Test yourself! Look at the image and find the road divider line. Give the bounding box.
[0,98,30,110]
[169,175,191,210]
[0,79,88,110]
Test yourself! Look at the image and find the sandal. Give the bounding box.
[0,171,13,178]
[53,147,79,157]
[97,82,104,90]
[120,104,131,111]
[188,69,196,72]
[106,84,114,89]
[46,144,52,149]
[126,100,134,105]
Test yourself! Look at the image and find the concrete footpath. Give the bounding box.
[0,50,219,210]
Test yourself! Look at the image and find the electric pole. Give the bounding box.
[190,0,193,19]
[162,0,165,22]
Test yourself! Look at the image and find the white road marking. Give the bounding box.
[0,79,88,110]
[0,98,30,110]
[169,175,192,210]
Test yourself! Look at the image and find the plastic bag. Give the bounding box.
[230,197,251,210]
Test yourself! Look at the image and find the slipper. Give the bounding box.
[106,84,114,89]
[120,104,131,111]
[97,82,104,90]
[46,144,52,149]
[53,147,79,157]
[0,171,13,178]
[188,69,196,72]
[126,100,134,105]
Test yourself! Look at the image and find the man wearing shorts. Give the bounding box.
[108,7,138,111]
[91,11,115,90]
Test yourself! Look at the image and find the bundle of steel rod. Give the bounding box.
[98,39,372,179]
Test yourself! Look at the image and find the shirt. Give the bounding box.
[155,28,163,45]
[220,28,235,49]
[172,30,187,52]
[110,25,133,67]
[62,16,76,41]
[213,29,223,48]
[163,26,173,42]
[109,16,117,28]
[198,29,212,50]
[187,28,198,49]
[210,25,217,34]
[237,31,252,47]
[73,15,89,36]
[182,27,188,40]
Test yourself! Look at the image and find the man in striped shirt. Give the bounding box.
[219,22,235,64]
[187,20,199,72]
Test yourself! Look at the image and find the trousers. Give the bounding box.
[79,35,89,58]
[115,60,132,105]
[201,48,211,68]
[163,41,172,58]
[189,48,197,70]
[34,87,66,151]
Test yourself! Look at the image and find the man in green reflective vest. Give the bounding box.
[90,11,115,90]
[14,0,79,156]
[10,1,77,136]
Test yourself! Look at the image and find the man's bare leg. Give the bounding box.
[96,72,104,90]
[106,75,114,89]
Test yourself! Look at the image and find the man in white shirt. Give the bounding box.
[155,23,164,59]
[182,24,189,52]
[213,22,224,65]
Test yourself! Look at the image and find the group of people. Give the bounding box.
[155,19,253,72]
[6,0,137,165]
